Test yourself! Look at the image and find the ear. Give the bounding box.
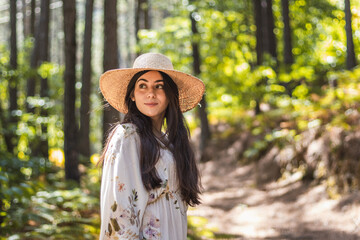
[130,93,135,102]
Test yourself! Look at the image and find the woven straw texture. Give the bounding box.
[99,53,205,113]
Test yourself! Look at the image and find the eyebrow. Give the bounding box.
[137,79,164,83]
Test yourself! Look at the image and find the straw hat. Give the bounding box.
[99,53,205,113]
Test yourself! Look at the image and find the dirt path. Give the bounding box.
[188,153,360,240]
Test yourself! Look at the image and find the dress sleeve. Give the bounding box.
[99,124,148,240]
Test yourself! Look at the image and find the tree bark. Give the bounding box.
[26,0,50,158]
[344,0,356,69]
[190,12,211,160]
[5,0,19,154]
[281,0,293,65]
[135,0,151,54]
[103,0,120,145]
[254,0,263,65]
[30,0,35,36]
[38,0,50,158]
[255,0,277,63]
[27,0,40,112]
[79,0,94,158]
[265,0,277,60]
[63,0,80,182]
[22,0,28,37]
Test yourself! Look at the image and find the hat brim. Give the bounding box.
[99,68,205,114]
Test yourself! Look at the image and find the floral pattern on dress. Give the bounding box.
[147,179,184,215]
[140,211,161,240]
[104,189,141,239]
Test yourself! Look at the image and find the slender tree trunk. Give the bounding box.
[5,0,19,154]
[79,0,94,158]
[38,0,50,158]
[135,0,142,43]
[190,12,211,160]
[254,0,263,65]
[103,0,120,145]
[27,0,40,112]
[135,0,151,54]
[281,0,293,65]
[256,0,277,61]
[30,0,35,36]
[265,0,277,60]
[253,0,263,115]
[344,0,356,69]
[22,0,28,37]
[63,0,80,183]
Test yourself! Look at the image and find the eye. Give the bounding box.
[156,84,164,89]
[139,83,146,89]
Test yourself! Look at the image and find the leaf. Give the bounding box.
[110,218,120,232]
[111,201,117,212]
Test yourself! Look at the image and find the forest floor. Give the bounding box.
[188,128,360,240]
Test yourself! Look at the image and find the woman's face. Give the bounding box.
[131,71,169,125]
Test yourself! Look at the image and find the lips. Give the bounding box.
[144,102,158,107]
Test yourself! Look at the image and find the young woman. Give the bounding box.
[98,53,205,239]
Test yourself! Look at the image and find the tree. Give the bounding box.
[135,0,151,44]
[5,0,19,154]
[263,0,277,60]
[190,11,211,160]
[254,0,264,65]
[135,0,151,56]
[37,0,50,158]
[253,0,277,114]
[344,0,356,69]
[25,0,51,158]
[103,0,120,145]
[79,0,94,158]
[22,0,36,38]
[281,0,293,66]
[63,0,80,182]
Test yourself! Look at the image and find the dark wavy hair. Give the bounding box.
[100,70,201,206]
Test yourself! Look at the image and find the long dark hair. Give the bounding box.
[101,70,201,206]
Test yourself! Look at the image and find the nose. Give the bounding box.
[147,89,155,98]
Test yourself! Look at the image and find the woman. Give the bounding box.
[98,53,205,239]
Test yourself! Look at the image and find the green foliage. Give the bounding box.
[1,0,360,238]
[0,153,101,239]
[187,215,215,240]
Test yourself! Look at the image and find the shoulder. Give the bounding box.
[114,123,138,137]
[108,123,139,147]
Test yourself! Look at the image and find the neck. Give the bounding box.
[152,118,163,138]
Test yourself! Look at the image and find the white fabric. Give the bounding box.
[99,124,187,240]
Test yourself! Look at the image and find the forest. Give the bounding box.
[0,0,360,239]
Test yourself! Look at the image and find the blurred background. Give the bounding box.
[0,0,359,239]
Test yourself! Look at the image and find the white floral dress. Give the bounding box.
[99,124,188,240]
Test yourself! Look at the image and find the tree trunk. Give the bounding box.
[265,0,277,60]
[27,0,40,113]
[27,0,50,158]
[135,0,151,53]
[254,0,263,65]
[103,0,120,145]
[63,0,80,183]
[281,0,293,65]
[255,0,277,62]
[22,0,28,37]
[22,0,35,38]
[253,0,264,115]
[79,0,94,158]
[5,0,19,154]
[344,0,356,69]
[38,0,50,158]
[30,0,35,36]
[190,12,211,160]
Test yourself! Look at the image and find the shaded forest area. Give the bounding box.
[0,0,360,239]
